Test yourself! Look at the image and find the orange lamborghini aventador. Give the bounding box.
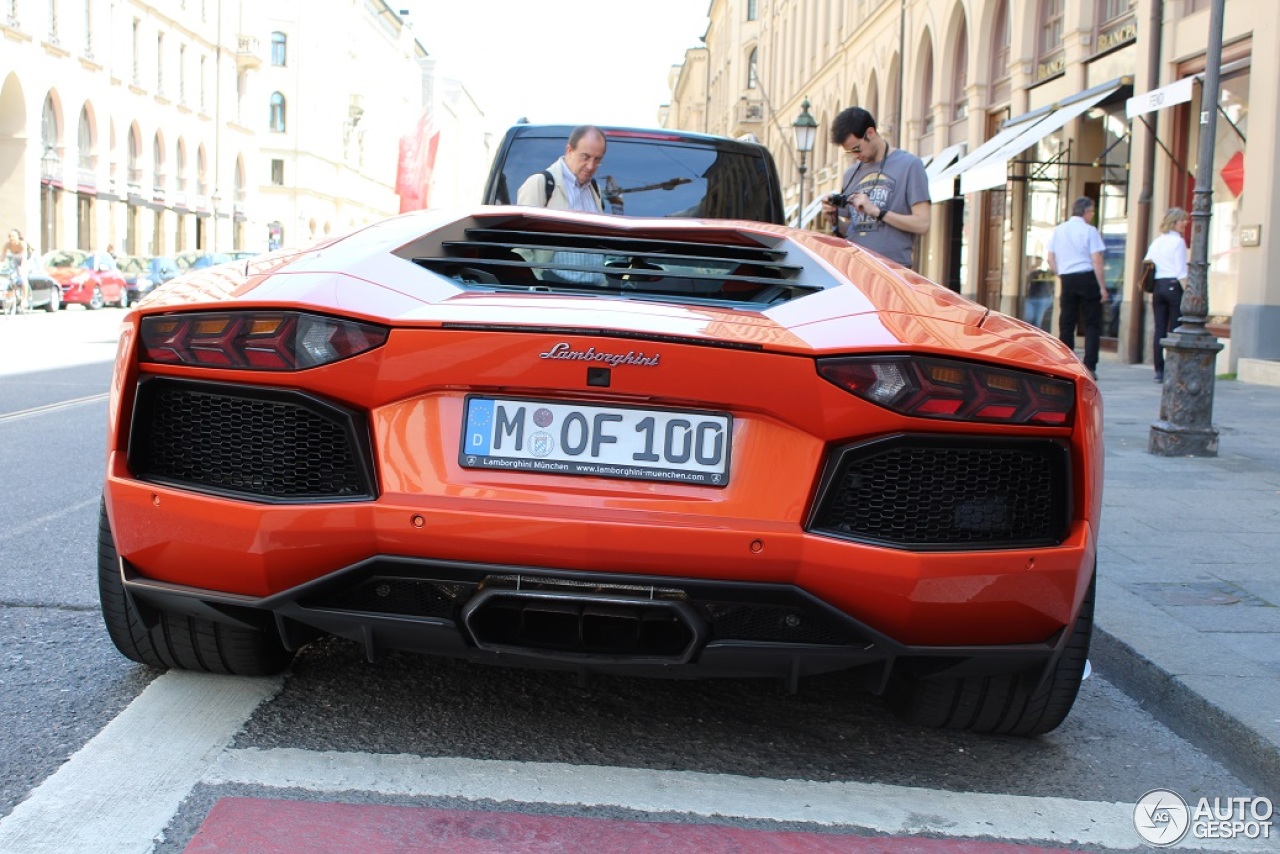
[98,207,1102,735]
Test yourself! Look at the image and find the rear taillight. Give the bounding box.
[817,355,1075,426]
[139,311,389,370]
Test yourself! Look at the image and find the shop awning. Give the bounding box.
[930,79,1126,201]
[800,197,827,229]
[959,82,1124,195]
[926,143,966,179]
[1125,58,1250,120]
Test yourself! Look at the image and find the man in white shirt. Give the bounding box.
[1046,196,1108,378]
[517,125,608,285]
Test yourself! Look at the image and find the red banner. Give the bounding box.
[396,108,440,212]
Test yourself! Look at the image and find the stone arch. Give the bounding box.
[0,72,30,235]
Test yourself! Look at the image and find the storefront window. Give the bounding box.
[1186,69,1248,327]
[1093,106,1131,339]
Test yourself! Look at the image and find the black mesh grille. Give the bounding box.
[702,602,855,645]
[811,436,1070,549]
[310,578,470,619]
[131,380,374,501]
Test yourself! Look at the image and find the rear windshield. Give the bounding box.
[488,134,779,223]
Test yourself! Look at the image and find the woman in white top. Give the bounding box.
[1143,207,1189,383]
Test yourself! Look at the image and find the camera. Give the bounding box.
[826,193,849,207]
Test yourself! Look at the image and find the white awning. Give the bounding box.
[1126,59,1250,120]
[800,197,827,229]
[1126,76,1196,120]
[926,143,966,179]
[959,83,1123,195]
[924,143,966,202]
[929,120,1037,202]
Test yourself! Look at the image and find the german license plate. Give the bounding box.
[460,396,731,486]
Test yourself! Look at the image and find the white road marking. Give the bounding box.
[0,672,281,854]
[2,670,1269,852]
[0,393,108,423]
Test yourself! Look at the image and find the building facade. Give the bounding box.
[666,0,1278,372]
[1,0,482,262]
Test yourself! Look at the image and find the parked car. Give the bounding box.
[18,252,62,312]
[483,124,786,224]
[98,207,1101,735]
[44,249,127,309]
[117,255,180,307]
[174,251,232,271]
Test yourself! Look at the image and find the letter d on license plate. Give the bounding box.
[460,396,731,486]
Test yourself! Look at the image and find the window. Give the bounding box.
[200,55,207,110]
[48,0,59,43]
[152,133,166,193]
[746,0,758,21]
[1097,0,1128,22]
[270,159,284,185]
[132,18,141,83]
[951,20,968,122]
[269,92,286,132]
[179,45,187,102]
[990,0,1011,98]
[271,31,287,66]
[1036,0,1065,80]
[747,48,758,89]
[920,41,935,136]
[84,0,93,56]
[157,33,164,94]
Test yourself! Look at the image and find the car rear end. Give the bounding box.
[99,209,1101,734]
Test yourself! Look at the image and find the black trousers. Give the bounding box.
[1151,278,1184,374]
[1057,271,1103,372]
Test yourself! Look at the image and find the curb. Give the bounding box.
[1091,627,1280,796]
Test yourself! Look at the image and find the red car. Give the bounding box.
[44,250,127,309]
[98,208,1102,735]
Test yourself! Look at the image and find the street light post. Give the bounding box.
[792,99,817,230]
[1149,0,1225,457]
[39,146,58,254]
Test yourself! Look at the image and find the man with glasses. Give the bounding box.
[516,125,609,284]
[821,107,930,269]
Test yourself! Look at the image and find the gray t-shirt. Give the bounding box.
[837,147,930,267]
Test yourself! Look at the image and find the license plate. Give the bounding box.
[460,396,731,486]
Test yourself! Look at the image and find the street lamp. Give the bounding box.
[792,99,817,229]
[40,145,59,253]
[1149,0,1225,457]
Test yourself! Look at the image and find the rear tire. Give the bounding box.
[88,286,104,310]
[885,572,1094,736]
[44,288,60,312]
[97,500,294,675]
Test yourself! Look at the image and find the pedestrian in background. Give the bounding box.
[1023,254,1054,331]
[4,228,32,313]
[821,107,931,269]
[516,125,608,285]
[1144,207,1189,383]
[1047,197,1107,378]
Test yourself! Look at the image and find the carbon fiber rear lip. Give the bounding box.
[120,556,1068,688]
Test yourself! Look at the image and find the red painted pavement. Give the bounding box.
[183,797,1076,853]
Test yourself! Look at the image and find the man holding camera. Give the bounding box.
[821,107,931,269]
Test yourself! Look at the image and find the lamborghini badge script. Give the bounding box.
[539,342,661,367]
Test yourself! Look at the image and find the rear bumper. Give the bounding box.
[116,553,1078,688]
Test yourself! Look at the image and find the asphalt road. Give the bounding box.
[0,307,1266,852]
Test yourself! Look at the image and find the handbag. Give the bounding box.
[1139,260,1156,293]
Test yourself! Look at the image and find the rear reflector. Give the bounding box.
[817,355,1075,426]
